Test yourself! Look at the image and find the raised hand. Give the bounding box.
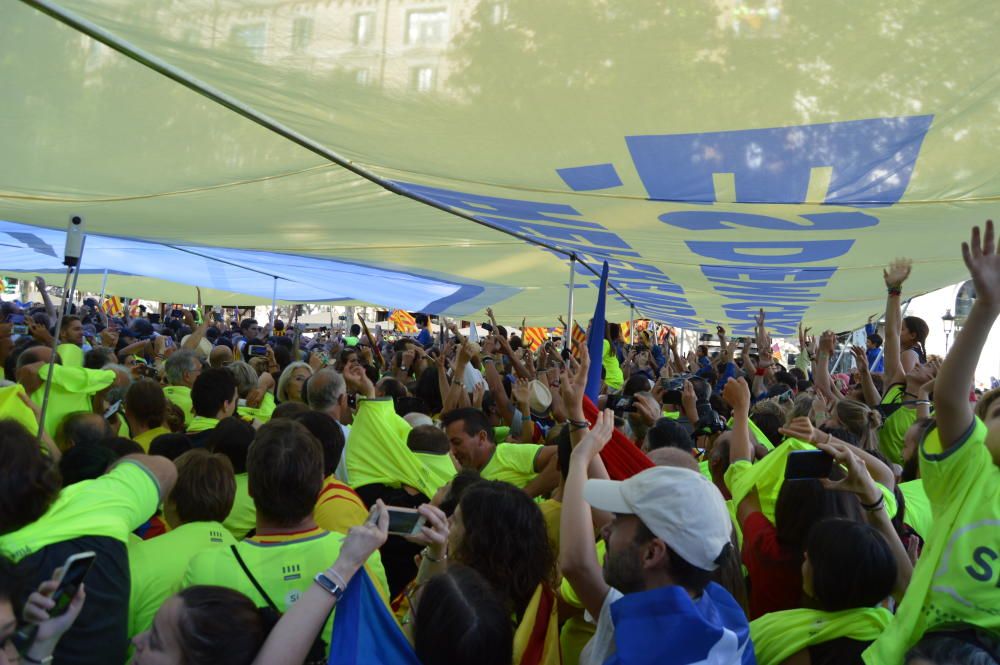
[779,416,822,444]
[721,376,750,414]
[850,345,869,373]
[573,408,614,461]
[883,258,912,289]
[815,439,881,503]
[511,376,532,408]
[962,219,1000,308]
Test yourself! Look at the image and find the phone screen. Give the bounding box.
[9,314,25,324]
[386,508,423,535]
[785,450,834,480]
[51,553,96,616]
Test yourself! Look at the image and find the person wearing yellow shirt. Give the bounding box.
[128,449,237,641]
[125,378,171,452]
[163,349,202,427]
[183,420,388,654]
[208,417,258,539]
[229,359,277,424]
[441,407,558,497]
[866,225,1000,663]
[16,345,115,438]
[185,367,238,446]
[407,424,459,492]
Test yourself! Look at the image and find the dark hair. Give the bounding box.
[805,519,896,611]
[238,319,258,333]
[454,481,554,617]
[149,432,194,461]
[750,412,784,448]
[205,417,256,474]
[414,368,443,414]
[125,378,168,429]
[414,313,429,327]
[867,333,883,348]
[0,420,62,534]
[59,444,117,486]
[438,470,484,517]
[440,408,494,444]
[0,556,18,605]
[773,370,797,393]
[171,450,236,524]
[246,419,323,526]
[59,411,112,448]
[902,316,929,362]
[622,375,651,397]
[407,424,449,454]
[414,566,514,665]
[292,411,345,478]
[395,396,429,418]
[377,377,407,404]
[84,346,117,370]
[774,476,863,551]
[99,436,144,458]
[176,586,276,665]
[191,368,238,418]
[271,400,310,420]
[633,521,715,593]
[646,419,693,452]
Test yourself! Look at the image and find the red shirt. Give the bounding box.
[741,511,803,618]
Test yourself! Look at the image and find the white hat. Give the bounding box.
[528,379,552,415]
[583,466,731,571]
[404,412,434,428]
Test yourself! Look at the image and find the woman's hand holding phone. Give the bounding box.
[404,504,450,562]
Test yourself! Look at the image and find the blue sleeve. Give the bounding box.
[865,323,876,335]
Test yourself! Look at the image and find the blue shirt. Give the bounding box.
[415,328,433,348]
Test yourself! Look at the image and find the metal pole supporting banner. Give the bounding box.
[270,276,278,329]
[629,305,635,346]
[98,267,109,303]
[565,255,576,351]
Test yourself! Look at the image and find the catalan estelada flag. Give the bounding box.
[389,309,417,333]
[570,321,587,356]
[102,296,124,317]
[522,327,548,352]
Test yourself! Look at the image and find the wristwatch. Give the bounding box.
[314,571,345,601]
[22,654,53,664]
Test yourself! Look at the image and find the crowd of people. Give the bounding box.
[0,221,998,665]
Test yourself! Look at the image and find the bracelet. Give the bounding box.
[569,421,590,431]
[755,367,767,376]
[914,399,932,406]
[314,571,345,601]
[482,357,495,363]
[567,419,589,428]
[860,494,885,512]
[325,566,347,589]
[22,653,53,664]
[421,547,447,563]
[887,286,902,297]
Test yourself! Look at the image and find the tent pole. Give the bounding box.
[565,255,576,352]
[270,276,278,330]
[629,305,635,346]
[98,268,109,303]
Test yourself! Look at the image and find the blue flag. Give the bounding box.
[328,569,420,665]
[585,261,609,404]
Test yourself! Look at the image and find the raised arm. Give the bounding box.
[882,259,912,387]
[34,277,57,322]
[936,221,1000,451]
[850,345,882,407]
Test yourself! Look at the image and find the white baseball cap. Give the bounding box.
[583,466,732,571]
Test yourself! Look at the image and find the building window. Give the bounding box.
[354,12,375,45]
[230,23,267,60]
[410,66,437,92]
[291,16,313,53]
[406,9,448,45]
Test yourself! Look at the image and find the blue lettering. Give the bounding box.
[701,265,838,283]
[660,210,878,232]
[965,546,998,583]
[687,240,854,264]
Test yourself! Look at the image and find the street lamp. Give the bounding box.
[942,309,955,352]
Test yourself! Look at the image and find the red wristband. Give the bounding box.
[755,367,767,376]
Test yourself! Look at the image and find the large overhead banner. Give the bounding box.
[2,0,998,330]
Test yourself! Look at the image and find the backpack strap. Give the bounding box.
[231,545,279,611]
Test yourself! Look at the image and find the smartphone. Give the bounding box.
[785,450,834,480]
[384,506,427,536]
[248,345,268,357]
[104,400,122,420]
[170,308,183,318]
[12,324,28,336]
[48,551,96,616]
[8,314,25,324]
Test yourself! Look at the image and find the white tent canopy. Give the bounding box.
[3,0,999,332]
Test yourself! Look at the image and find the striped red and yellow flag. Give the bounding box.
[570,321,588,356]
[522,327,548,352]
[101,296,124,317]
[389,310,418,333]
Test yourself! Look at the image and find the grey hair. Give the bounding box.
[165,349,200,386]
[306,368,346,411]
[227,361,259,397]
[277,361,314,402]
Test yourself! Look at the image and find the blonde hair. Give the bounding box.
[834,399,882,452]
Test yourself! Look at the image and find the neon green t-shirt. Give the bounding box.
[865,418,1000,663]
[183,526,388,652]
[31,364,115,438]
[238,392,276,423]
[877,384,917,465]
[163,385,194,426]
[186,415,219,434]
[128,521,236,639]
[480,442,542,488]
[0,460,160,562]
[899,479,932,540]
[602,340,624,390]
[223,472,257,540]
[0,384,41,437]
[133,426,171,453]
[753,607,891,665]
[415,451,458,496]
[726,416,775,452]
[346,398,437,499]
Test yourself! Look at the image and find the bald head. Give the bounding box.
[210,345,234,369]
[647,446,699,472]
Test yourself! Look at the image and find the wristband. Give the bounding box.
[314,571,345,601]
[755,367,767,376]
[567,419,589,428]
[887,286,902,297]
[860,494,885,512]
[421,547,447,563]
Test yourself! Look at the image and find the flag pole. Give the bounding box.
[565,254,576,352]
[98,267,109,303]
[629,305,635,346]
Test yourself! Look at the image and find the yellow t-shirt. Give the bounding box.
[414,451,458,495]
[186,415,219,434]
[865,418,1000,663]
[878,384,917,465]
[128,521,236,639]
[133,426,171,453]
[223,472,256,540]
[480,442,542,488]
[899,478,932,540]
[163,385,194,426]
[237,392,276,424]
[313,475,369,535]
[183,526,388,652]
[0,460,159,562]
[602,339,624,391]
[346,398,437,499]
[0,384,41,436]
[31,364,115,439]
